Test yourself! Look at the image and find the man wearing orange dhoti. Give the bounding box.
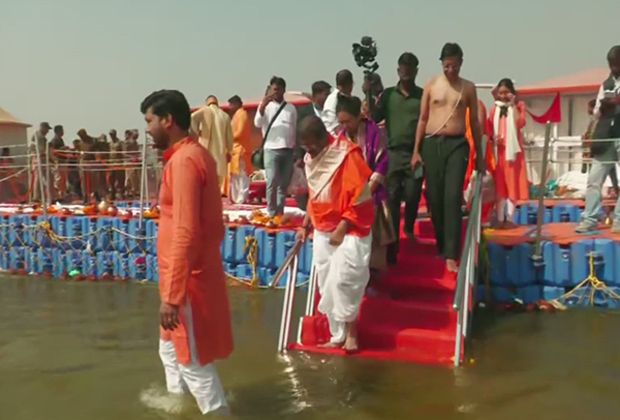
[297,116,375,353]
[141,90,233,416]
[228,95,252,203]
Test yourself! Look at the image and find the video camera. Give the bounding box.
[352,36,379,74]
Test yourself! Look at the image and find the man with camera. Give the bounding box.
[575,45,620,233]
[373,52,424,265]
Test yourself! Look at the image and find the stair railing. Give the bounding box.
[452,154,484,367]
[276,238,304,353]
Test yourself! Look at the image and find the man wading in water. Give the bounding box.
[411,43,485,273]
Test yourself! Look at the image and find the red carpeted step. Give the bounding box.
[359,297,456,330]
[287,343,454,365]
[357,323,455,354]
[373,275,456,304]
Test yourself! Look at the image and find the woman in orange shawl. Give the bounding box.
[487,79,529,228]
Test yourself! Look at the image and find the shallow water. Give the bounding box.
[1,275,620,420]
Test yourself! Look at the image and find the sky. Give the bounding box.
[0,0,617,141]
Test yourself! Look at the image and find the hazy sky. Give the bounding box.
[0,0,616,140]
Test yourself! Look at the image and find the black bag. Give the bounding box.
[251,101,288,170]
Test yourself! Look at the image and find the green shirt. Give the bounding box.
[373,83,423,152]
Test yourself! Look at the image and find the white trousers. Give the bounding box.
[158,303,228,415]
[313,230,371,343]
[497,199,516,222]
[230,172,250,204]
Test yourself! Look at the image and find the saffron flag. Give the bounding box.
[525,93,562,124]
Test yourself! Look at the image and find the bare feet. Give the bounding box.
[343,322,359,353]
[446,259,459,273]
[343,336,358,353]
[318,342,343,349]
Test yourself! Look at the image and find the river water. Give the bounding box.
[1,275,620,420]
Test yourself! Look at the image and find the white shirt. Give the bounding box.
[254,100,297,150]
[321,89,345,136]
[594,74,620,116]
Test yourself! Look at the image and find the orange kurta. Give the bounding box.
[230,108,252,176]
[158,137,233,366]
[488,102,529,202]
[305,136,375,237]
[464,100,496,189]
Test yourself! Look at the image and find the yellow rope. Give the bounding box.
[552,253,620,308]
[244,235,259,288]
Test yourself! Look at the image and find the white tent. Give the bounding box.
[0,105,31,151]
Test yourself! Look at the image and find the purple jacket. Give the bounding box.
[340,119,388,205]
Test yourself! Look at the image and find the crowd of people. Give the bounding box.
[8,38,618,416]
[11,124,146,203]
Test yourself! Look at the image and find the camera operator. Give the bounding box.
[322,70,354,136]
[373,52,424,266]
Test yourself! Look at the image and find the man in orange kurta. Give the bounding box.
[228,95,252,203]
[298,116,375,353]
[141,90,233,416]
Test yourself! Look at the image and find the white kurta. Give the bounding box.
[313,230,372,343]
[191,105,233,182]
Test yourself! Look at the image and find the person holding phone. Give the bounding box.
[254,76,297,217]
[487,78,529,229]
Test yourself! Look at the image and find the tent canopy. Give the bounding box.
[519,68,609,96]
[0,106,31,128]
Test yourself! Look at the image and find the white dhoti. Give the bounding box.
[229,161,250,204]
[313,230,372,344]
[158,303,229,415]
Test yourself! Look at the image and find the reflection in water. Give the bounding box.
[1,275,620,419]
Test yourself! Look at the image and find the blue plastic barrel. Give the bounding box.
[113,218,130,253]
[0,215,9,247]
[517,285,542,304]
[0,248,8,270]
[256,228,277,269]
[96,218,115,252]
[52,249,67,278]
[9,247,27,271]
[234,226,256,264]
[81,251,97,278]
[128,219,147,254]
[146,255,159,282]
[275,231,296,267]
[570,240,594,287]
[66,217,85,250]
[8,215,27,247]
[37,248,54,274]
[222,226,236,263]
[235,264,253,279]
[128,254,147,281]
[114,252,130,279]
[488,243,507,286]
[552,244,571,287]
[594,239,616,285]
[96,252,115,279]
[81,217,98,251]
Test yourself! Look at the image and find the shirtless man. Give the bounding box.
[411,43,485,273]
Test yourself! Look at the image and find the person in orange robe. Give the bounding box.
[141,90,233,416]
[487,79,529,228]
[227,95,252,203]
[465,100,496,223]
[297,116,375,353]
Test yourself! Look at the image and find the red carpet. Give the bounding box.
[289,218,465,366]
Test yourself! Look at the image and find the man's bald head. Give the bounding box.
[299,116,329,158]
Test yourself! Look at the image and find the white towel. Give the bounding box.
[493,101,521,162]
